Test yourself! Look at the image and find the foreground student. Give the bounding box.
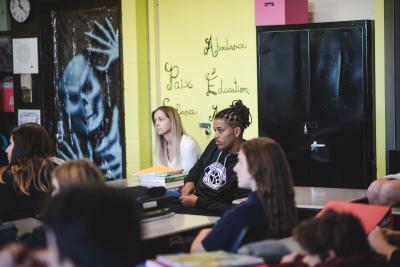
[276,210,387,267]
[180,100,252,215]
[152,106,201,174]
[18,159,106,250]
[41,186,141,267]
[0,123,58,221]
[191,137,297,252]
[0,186,142,267]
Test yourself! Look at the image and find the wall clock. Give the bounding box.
[9,0,31,23]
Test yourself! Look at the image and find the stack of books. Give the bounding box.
[135,165,186,189]
[145,250,265,267]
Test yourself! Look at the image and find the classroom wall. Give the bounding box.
[151,0,259,150]
[308,0,375,22]
[121,0,152,176]
[375,0,385,178]
[122,0,386,179]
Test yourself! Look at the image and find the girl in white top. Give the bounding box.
[152,106,201,174]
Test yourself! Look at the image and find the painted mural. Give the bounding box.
[51,7,122,179]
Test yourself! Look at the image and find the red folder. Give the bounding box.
[316,200,392,233]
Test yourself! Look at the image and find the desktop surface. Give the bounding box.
[295,186,366,209]
[141,213,219,240]
[107,179,367,210]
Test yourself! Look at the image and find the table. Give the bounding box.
[8,212,219,241]
[109,178,220,240]
[11,217,42,237]
[107,179,369,209]
[142,213,219,240]
[108,180,369,229]
[391,207,400,215]
[294,186,367,209]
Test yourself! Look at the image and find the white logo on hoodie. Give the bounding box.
[202,152,229,190]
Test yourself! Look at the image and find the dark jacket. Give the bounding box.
[185,140,249,215]
[0,167,51,221]
[389,249,400,267]
[202,192,268,251]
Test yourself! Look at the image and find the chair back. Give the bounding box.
[0,222,17,247]
[230,224,269,252]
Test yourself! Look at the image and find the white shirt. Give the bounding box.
[166,135,201,174]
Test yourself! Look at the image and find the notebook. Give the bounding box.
[152,250,264,267]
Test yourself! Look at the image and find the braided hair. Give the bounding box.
[214,100,252,131]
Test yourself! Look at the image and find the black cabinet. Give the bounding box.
[257,20,375,188]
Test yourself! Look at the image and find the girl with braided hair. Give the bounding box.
[180,100,251,215]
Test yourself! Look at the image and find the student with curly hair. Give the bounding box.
[180,100,252,215]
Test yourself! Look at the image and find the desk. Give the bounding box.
[107,180,368,210]
[8,217,42,237]
[142,213,219,240]
[391,207,400,215]
[107,178,220,239]
[295,186,367,209]
[8,213,219,241]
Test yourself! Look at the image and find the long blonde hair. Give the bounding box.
[0,123,55,195]
[152,106,186,165]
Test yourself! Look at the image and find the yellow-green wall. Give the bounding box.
[121,0,152,178]
[375,0,385,178]
[122,0,387,180]
[152,0,258,149]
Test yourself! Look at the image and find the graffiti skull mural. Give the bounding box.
[52,9,123,180]
[61,55,105,135]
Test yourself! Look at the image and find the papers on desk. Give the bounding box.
[146,250,264,267]
[134,165,183,176]
[135,165,186,189]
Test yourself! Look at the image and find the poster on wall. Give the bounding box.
[51,6,123,180]
[18,109,41,125]
[12,38,39,74]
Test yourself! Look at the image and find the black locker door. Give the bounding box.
[257,30,310,182]
[308,26,367,188]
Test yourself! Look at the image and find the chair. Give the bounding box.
[0,222,17,247]
[230,224,269,252]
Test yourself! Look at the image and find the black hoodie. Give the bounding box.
[185,140,249,215]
